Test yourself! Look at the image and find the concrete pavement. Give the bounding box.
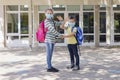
[0,46,120,80]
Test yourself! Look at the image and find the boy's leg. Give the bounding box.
[67,44,75,66]
[72,44,80,68]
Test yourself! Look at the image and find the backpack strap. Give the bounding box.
[71,27,77,36]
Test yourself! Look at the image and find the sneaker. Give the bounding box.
[47,67,59,72]
[67,65,74,69]
[72,66,80,71]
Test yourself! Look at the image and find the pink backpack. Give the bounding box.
[36,20,48,43]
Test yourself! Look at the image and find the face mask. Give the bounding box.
[45,13,53,19]
[68,22,75,27]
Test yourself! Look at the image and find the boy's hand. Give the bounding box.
[60,34,65,39]
[64,17,69,22]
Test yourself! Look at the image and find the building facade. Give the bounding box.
[0,0,120,48]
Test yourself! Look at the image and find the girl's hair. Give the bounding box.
[45,8,53,13]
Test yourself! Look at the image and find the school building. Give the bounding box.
[0,0,120,48]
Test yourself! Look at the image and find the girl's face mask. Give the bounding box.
[45,13,54,19]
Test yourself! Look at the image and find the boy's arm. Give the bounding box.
[60,21,66,29]
[60,21,69,30]
[63,32,75,37]
[63,28,77,38]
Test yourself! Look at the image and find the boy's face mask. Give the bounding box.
[45,13,54,19]
[68,22,75,27]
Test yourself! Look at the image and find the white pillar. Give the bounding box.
[0,5,4,48]
[33,5,39,47]
[94,5,100,47]
[28,0,33,48]
[106,0,112,45]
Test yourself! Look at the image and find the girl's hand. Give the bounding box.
[57,16,63,21]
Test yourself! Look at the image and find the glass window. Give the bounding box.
[67,5,80,11]
[7,5,18,11]
[38,5,49,11]
[52,5,65,11]
[114,35,120,42]
[83,5,94,11]
[99,5,106,10]
[21,36,29,40]
[114,13,120,33]
[39,13,45,23]
[7,36,19,40]
[83,12,94,33]
[100,12,106,33]
[84,35,94,42]
[113,5,120,10]
[21,13,29,34]
[7,14,18,33]
[20,5,28,11]
[100,35,106,42]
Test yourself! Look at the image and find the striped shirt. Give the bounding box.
[44,19,62,43]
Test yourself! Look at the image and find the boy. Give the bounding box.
[61,16,80,71]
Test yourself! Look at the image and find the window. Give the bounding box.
[67,5,80,11]
[83,12,94,33]
[83,11,94,43]
[20,13,29,34]
[7,5,18,11]
[100,12,106,42]
[113,5,120,10]
[38,5,49,11]
[114,13,120,42]
[100,5,106,10]
[20,5,28,11]
[6,5,29,41]
[83,5,94,11]
[7,14,18,33]
[52,5,65,11]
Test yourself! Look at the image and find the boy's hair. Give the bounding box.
[45,8,53,13]
[69,16,75,20]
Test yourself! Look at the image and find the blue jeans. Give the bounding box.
[45,42,55,69]
[67,44,80,67]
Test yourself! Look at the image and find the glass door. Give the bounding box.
[54,13,64,43]
[114,13,120,42]
[83,12,94,43]
[6,5,29,47]
[100,12,106,43]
